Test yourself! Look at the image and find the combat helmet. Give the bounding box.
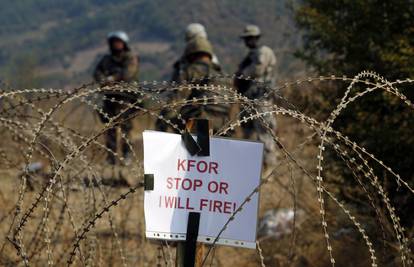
[185,23,207,41]
[107,31,130,50]
[184,37,214,59]
[240,25,261,38]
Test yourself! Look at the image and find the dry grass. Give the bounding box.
[0,73,413,266]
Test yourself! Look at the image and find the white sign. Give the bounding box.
[143,130,263,249]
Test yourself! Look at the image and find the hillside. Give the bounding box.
[0,0,304,88]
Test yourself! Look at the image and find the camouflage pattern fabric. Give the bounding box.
[93,51,139,164]
[157,59,229,133]
[171,36,221,82]
[236,45,276,97]
[178,61,229,131]
[240,107,277,167]
[93,51,139,84]
[236,45,278,167]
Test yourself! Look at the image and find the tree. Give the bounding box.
[4,53,39,89]
[296,0,414,78]
[294,0,414,239]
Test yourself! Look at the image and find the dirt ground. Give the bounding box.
[0,91,409,267]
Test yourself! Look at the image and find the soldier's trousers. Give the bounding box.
[99,96,133,164]
[236,81,278,167]
[156,105,229,135]
[240,108,277,168]
[180,105,229,134]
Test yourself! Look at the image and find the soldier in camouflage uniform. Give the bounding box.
[178,37,229,132]
[157,37,229,133]
[93,31,139,164]
[171,23,221,82]
[157,25,226,132]
[235,25,277,166]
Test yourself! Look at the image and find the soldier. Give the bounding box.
[235,25,277,167]
[157,37,228,133]
[178,37,229,132]
[235,25,276,96]
[93,31,139,165]
[171,23,221,82]
[157,25,225,132]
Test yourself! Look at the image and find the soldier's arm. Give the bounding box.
[253,48,275,78]
[236,56,252,76]
[119,54,139,82]
[253,54,268,78]
[212,54,222,72]
[171,60,181,82]
[93,58,107,83]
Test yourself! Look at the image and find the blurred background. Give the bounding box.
[0,0,304,88]
[0,1,413,266]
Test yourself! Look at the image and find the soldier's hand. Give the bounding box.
[239,57,252,70]
[106,76,115,82]
[99,76,118,87]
